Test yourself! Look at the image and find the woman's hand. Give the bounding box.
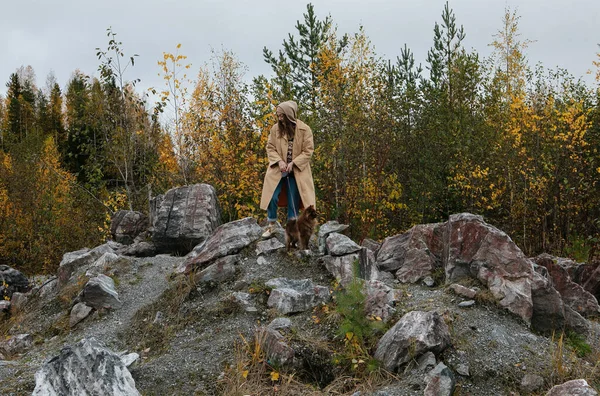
[285,162,294,173]
[278,160,287,172]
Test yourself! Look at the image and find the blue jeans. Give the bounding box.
[267,174,300,222]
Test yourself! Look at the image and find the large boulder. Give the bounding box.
[374,310,451,372]
[317,221,350,255]
[568,259,600,303]
[326,233,361,256]
[77,274,122,310]
[546,379,597,396]
[444,213,534,324]
[530,267,567,333]
[533,254,600,317]
[0,265,29,299]
[181,217,263,274]
[110,210,148,245]
[266,278,330,314]
[33,337,140,396]
[57,244,114,286]
[376,223,444,283]
[321,253,359,287]
[151,184,221,254]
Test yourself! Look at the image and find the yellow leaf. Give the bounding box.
[177,43,182,49]
[345,332,354,341]
[270,371,280,381]
[242,370,248,379]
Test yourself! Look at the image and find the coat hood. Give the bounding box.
[277,101,298,123]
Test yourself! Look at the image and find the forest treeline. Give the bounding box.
[1,3,599,274]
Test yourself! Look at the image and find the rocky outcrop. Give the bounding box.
[193,255,239,285]
[326,232,361,256]
[546,379,598,396]
[533,254,600,317]
[151,184,221,254]
[376,223,444,283]
[317,221,350,255]
[57,244,114,286]
[321,253,359,287]
[181,217,262,274]
[266,278,330,314]
[0,265,29,299]
[444,213,534,324]
[33,337,140,396]
[110,210,149,245]
[374,310,451,372]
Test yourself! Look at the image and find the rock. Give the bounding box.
[153,311,164,324]
[359,247,383,282]
[69,302,93,328]
[256,326,295,367]
[322,253,359,287]
[317,221,350,254]
[120,352,140,367]
[458,300,475,308]
[193,255,239,284]
[416,351,437,372]
[110,210,148,245]
[118,241,157,257]
[423,276,436,287]
[33,337,140,396]
[266,278,330,314]
[361,238,381,254]
[530,267,567,333]
[445,213,534,324]
[449,284,477,299]
[181,217,263,274]
[231,292,257,312]
[376,223,444,283]
[326,233,361,256]
[424,362,455,396]
[38,278,59,299]
[151,184,221,254]
[521,373,544,393]
[546,379,597,396]
[533,254,600,317]
[78,274,122,310]
[364,280,398,322]
[564,305,590,335]
[0,300,10,313]
[58,244,114,286]
[268,317,293,331]
[0,265,29,298]
[85,252,121,277]
[0,334,33,356]
[10,292,27,311]
[256,237,285,255]
[568,259,600,303]
[455,363,470,377]
[374,311,451,372]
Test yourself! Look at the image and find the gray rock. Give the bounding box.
[449,284,477,299]
[374,311,451,372]
[455,363,470,376]
[118,241,157,257]
[423,276,435,287]
[458,300,475,308]
[193,255,239,284]
[322,253,359,287]
[153,311,164,324]
[182,217,262,274]
[0,333,33,356]
[38,278,59,299]
[10,292,27,311]
[110,210,148,245]
[120,352,140,368]
[78,274,122,310]
[521,373,544,393]
[0,265,29,298]
[317,221,350,254]
[58,244,114,285]
[531,268,567,333]
[546,379,597,396]
[231,292,257,312]
[416,351,437,372]
[151,184,221,254]
[266,278,330,314]
[256,237,285,255]
[69,302,93,328]
[85,252,121,277]
[0,300,10,313]
[326,233,361,256]
[361,238,381,254]
[268,317,293,331]
[33,337,140,396]
[424,362,455,396]
[364,280,398,322]
[256,326,295,367]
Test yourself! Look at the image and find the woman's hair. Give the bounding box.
[278,113,295,139]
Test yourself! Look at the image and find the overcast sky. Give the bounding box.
[2,0,599,100]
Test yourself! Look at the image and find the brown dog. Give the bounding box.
[285,205,317,251]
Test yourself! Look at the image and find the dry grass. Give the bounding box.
[546,331,600,390]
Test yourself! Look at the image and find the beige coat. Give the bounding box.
[260,102,316,211]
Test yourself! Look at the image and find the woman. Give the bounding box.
[260,101,315,237]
